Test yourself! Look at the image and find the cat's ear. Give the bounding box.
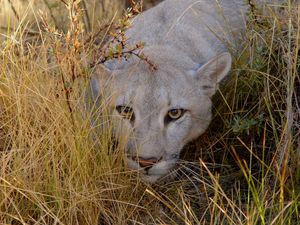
[195,52,232,97]
[90,65,112,101]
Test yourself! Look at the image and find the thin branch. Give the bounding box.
[80,0,91,32]
[7,0,20,21]
[42,0,59,29]
[59,0,68,6]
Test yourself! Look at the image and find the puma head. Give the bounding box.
[91,52,232,183]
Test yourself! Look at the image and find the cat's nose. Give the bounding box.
[132,156,160,168]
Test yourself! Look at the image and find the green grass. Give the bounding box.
[0,0,299,224]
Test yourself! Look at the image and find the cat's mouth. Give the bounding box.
[126,157,178,183]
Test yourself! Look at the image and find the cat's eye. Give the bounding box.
[165,109,185,123]
[116,105,135,121]
[168,109,184,119]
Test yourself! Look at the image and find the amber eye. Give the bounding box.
[116,106,134,121]
[167,109,185,120]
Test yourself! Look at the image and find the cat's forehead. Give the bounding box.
[115,68,199,109]
[116,63,192,88]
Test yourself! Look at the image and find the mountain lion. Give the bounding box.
[91,0,247,183]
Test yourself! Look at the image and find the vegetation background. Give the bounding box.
[0,0,299,224]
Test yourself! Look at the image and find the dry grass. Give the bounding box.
[0,0,299,224]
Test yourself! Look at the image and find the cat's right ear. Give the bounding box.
[90,65,111,101]
[193,52,232,97]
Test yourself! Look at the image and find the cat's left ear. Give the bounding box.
[195,52,232,97]
[90,64,112,101]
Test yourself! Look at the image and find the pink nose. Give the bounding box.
[132,157,159,168]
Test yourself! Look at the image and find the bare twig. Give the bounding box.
[0,26,40,36]
[80,0,91,32]
[95,43,157,71]
[60,0,68,6]
[247,0,263,25]
[92,1,157,71]
[7,0,20,21]
[42,0,59,29]
[83,24,110,45]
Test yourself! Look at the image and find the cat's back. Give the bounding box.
[127,0,247,61]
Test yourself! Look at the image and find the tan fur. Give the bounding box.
[91,0,247,183]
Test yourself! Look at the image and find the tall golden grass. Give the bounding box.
[0,0,299,224]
